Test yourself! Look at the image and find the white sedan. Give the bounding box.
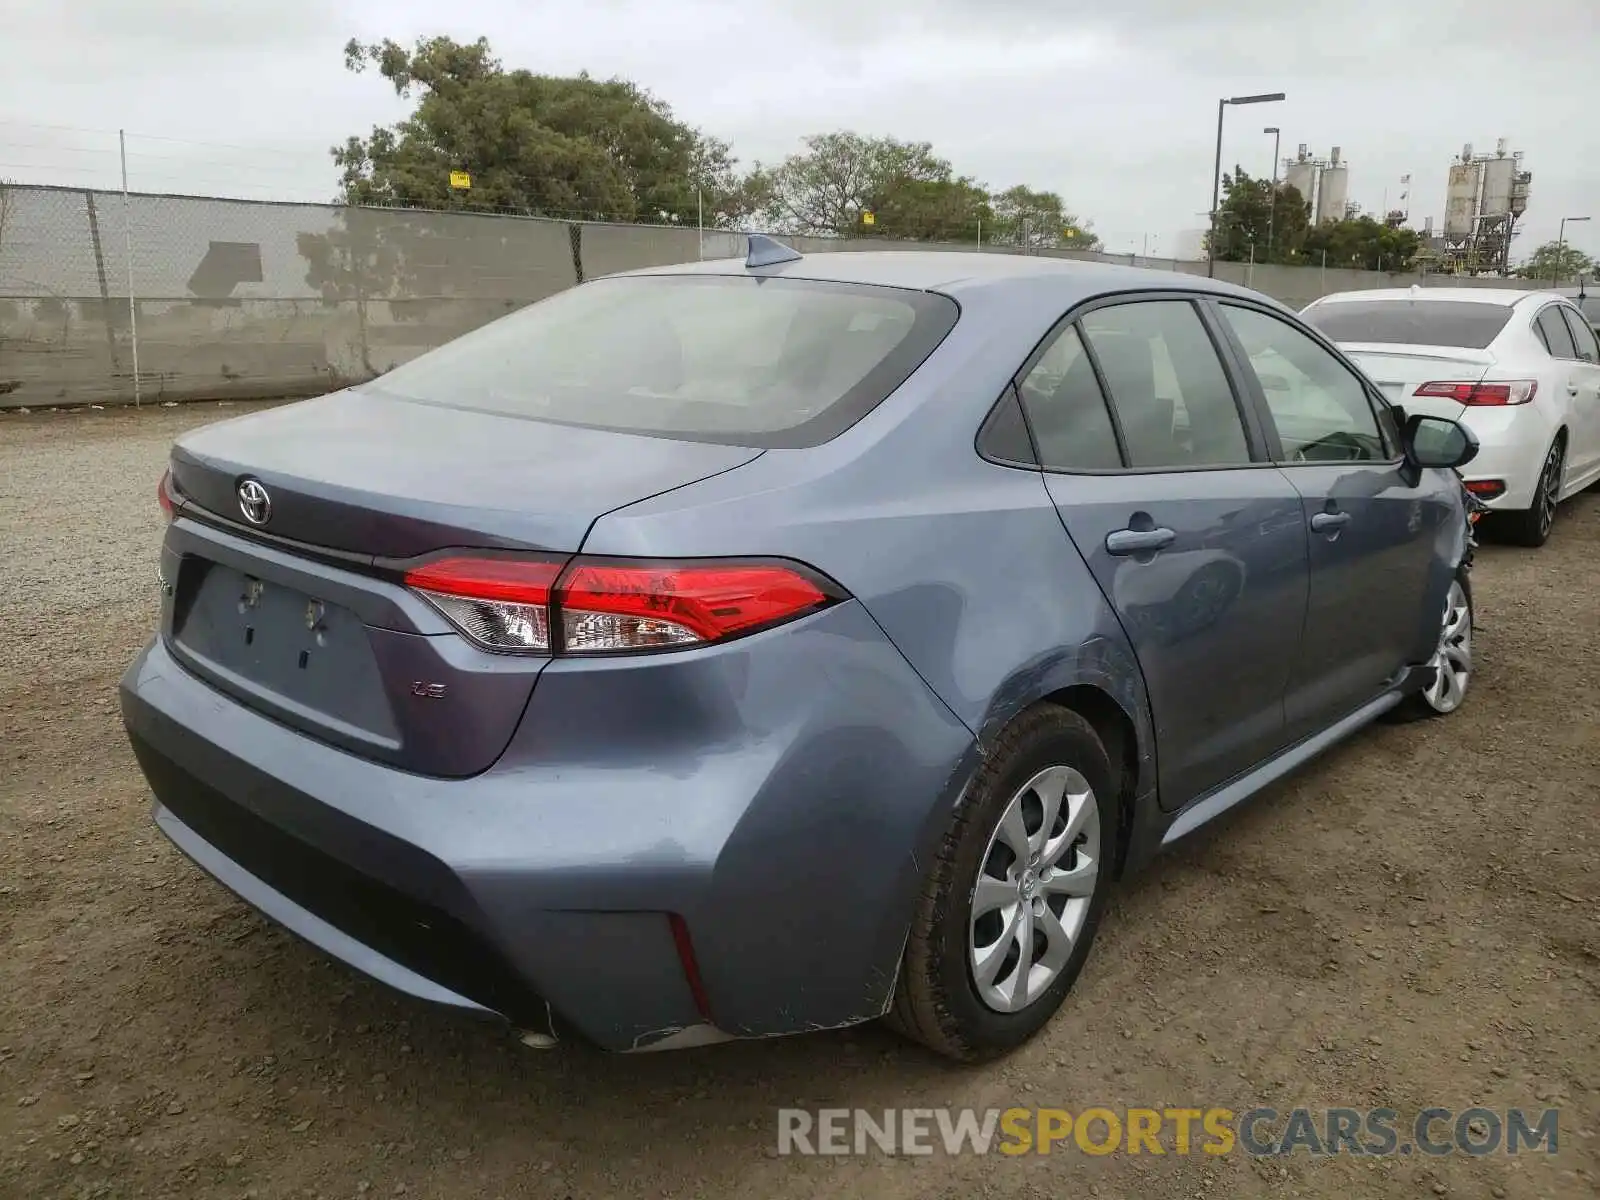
[1302,287,1600,547]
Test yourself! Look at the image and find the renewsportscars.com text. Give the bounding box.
[776,1106,1560,1157]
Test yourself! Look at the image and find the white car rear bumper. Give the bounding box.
[1455,405,1559,511]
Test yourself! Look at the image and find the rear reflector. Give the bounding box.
[1414,380,1537,406]
[403,554,842,656]
[668,913,715,1023]
[1464,479,1506,500]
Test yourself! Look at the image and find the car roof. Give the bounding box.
[612,249,1280,308]
[1310,286,1560,308]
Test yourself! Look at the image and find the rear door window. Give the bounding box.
[1079,300,1254,468]
[1302,300,1514,349]
[1015,324,1124,471]
[1560,306,1600,363]
[363,274,959,448]
[1535,306,1579,359]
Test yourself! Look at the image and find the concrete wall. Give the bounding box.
[0,183,1532,410]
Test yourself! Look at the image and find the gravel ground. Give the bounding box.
[1,401,1596,1200]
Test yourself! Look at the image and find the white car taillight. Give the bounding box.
[1414,380,1538,406]
[403,554,843,656]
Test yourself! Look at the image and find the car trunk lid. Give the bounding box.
[1339,342,1496,419]
[161,388,763,777]
[169,388,763,558]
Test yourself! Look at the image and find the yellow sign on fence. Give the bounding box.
[861,211,875,226]
[449,171,472,190]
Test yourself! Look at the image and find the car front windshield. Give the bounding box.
[364,273,959,447]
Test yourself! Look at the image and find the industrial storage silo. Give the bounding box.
[1284,150,1318,213]
[1315,147,1349,224]
[1444,146,1483,239]
[1481,155,1516,217]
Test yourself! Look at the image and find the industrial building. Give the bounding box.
[1432,140,1531,274]
[1280,145,1352,225]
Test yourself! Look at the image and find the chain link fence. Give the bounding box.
[0,183,1531,409]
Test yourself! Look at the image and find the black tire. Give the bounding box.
[1498,435,1566,548]
[1389,570,1474,724]
[884,705,1118,1063]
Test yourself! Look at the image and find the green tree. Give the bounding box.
[987,185,1100,252]
[1516,240,1595,283]
[1302,215,1421,272]
[753,135,1097,246]
[333,35,756,225]
[866,177,993,243]
[1209,169,1419,272]
[755,132,954,236]
[1206,168,1310,264]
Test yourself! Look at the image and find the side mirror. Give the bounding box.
[1404,414,1479,470]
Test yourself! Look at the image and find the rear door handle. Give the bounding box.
[1310,511,1350,532]
[1106,527,1176,556]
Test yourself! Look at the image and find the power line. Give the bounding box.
[0,117,335,157]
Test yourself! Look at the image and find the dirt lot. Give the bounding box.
[1,401,1596,1200]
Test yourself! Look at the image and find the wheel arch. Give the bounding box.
[1545,422,1570,477]
[1034,684,1144,879]
[1549,422,1570,461]
[966,627,1159,881]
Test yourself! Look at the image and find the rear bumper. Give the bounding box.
[150,797,505,1021]
[1456,405,1558,511]
[120,600,975,1051]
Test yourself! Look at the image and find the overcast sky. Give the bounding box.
[4,0,1596,259]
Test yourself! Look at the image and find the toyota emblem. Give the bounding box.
[236,478,272,526]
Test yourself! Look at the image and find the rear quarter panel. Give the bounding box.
[581,295,1159,850]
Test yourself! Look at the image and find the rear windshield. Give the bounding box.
[1302,299,1514,349]
[365,274,959,447]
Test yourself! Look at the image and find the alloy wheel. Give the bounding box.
[1536,439,1565,540]
[1421,579,1472,714]
[969,765,1100,1014]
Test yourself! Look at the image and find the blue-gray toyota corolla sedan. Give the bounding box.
[121,241,1480,1062]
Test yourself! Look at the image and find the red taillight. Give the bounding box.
[403,554,841,656]
[404,556,562,605]
[157,469,176,520]
[557,559,831,652]
[1464,479,1505,500]
[1414,380,1537,406]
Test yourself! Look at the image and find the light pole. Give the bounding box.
[1556,215,1590,285]
[1264,125,1281,261]
[1208,91,1286,277]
